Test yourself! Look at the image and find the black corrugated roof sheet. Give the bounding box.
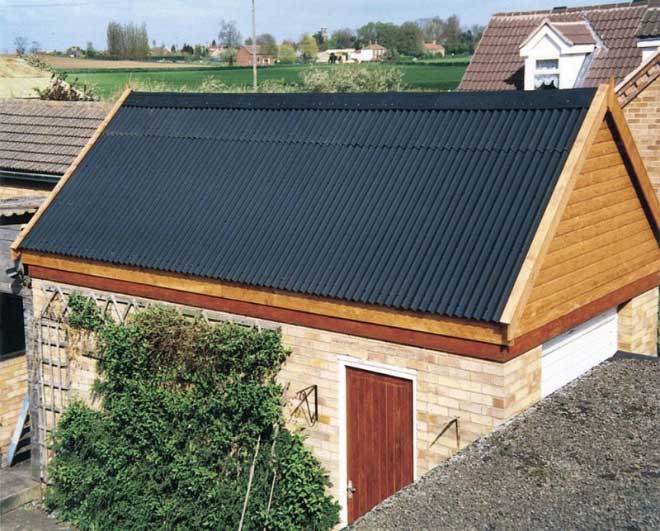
[20,89,596,322]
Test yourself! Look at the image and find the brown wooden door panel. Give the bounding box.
[346,367,413,523]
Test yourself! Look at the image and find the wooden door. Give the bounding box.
[346,367,413,523]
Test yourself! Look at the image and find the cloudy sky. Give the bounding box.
[1,0,589,53]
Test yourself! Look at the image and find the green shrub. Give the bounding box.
[46,305,339,530]
[67,293,105,331]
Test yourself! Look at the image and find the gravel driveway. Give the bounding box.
[350,353,660,530]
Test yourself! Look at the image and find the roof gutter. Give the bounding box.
[0,170,61,185]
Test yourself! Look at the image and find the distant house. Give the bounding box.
[459,0,660,197]
[318,43,386,63]
[208,45,228,59]
[423,40,445,56]
[65,46,83,58]
[150,46,171,57]
[236,45,275,66]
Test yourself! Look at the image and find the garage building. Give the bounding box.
[11,85,660,525]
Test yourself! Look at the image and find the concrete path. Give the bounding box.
[0,504,74,531]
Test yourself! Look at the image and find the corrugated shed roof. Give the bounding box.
[460,2,650,91]
[0,100,110,177]
[19,90,595,323]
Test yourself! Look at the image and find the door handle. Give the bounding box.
[347,480,357,499]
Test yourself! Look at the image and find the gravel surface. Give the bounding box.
[350,353,660,531]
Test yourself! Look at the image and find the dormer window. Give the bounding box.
[534,59,560,88]
[520,20,596,90]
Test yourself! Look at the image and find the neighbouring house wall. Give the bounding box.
[618,287,659,356]
[0,353,27,461]
[622,74,660,197]
[518,116,660,336]
[0,182,51,200]
[30,278,543,506]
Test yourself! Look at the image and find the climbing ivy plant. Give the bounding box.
[46,303,339,530]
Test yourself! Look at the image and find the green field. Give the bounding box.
[64,63,467,99]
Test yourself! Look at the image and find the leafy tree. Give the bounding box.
[312,30,327,51]
[256,33,278,56]
[193,44,208,58]
[29,40,41,54]
[396,21,424,56]
[299,33,318,63]
[418,16,446,43]
[181,43,194,55]
[328,28,354,49]
[45,305,339,531]
[278,43,296,64]
[218,19,242,49]
[14,36,28,55]
[85,41,96,58]
[170,44,176,53]
[106,21,149,59]
[221,48,238,66]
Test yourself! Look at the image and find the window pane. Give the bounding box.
[536,59,559,70]
[1,294,25,357]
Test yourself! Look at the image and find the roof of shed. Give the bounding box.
[460,1,652,91]
[0,100,111,178]
[18,89,595,323]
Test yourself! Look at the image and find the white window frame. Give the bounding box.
[534,56,561,89]
[337,355,417,527]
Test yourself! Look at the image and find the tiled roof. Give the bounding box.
[639,8,660,38]
[552,21,597,45]
[460,2,651,91]
[0,100,110,177]
[19,89,595,323]
[616,49,660,105]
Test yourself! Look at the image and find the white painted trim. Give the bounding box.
[337,355,417,527]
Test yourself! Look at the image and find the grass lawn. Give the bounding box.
[64,63,467,99]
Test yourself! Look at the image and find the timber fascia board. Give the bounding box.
[10,88,132,261]
[20,251,508,346]
[500,84,611,341]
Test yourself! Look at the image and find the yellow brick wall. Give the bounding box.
[278,326,541,508]
[623,76,660,197]
[0,183,50,200]
[30,279,543,520]
[618,287,659,356]
[0,353,28,459]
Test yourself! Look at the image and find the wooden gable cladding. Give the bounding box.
[514,114,660,337]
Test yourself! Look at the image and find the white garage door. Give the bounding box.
[541,308,618,398]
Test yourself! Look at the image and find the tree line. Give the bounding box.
[106,21,149,60]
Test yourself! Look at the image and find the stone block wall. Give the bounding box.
[618,287,659,356]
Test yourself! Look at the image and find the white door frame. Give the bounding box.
[337,355,417,526]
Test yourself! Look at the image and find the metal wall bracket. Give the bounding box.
[429,416,460,451]
[290,385,318,426]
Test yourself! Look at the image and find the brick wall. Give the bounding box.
[30,279,543,517]
[0,353,27,461]
[0,183,50,200]
[618,287,659,356]
[279,326,541,508]
[622,75,660,197]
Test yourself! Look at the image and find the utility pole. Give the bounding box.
[252,0,257,92]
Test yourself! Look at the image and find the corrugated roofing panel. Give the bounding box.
[20,90,594,322]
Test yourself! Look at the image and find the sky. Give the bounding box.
[1,0,592,53]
